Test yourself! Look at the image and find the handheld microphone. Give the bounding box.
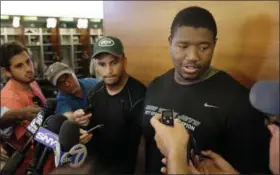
[59,120,80,151]
[32,96,43,107]
[1,137,33,174]
[26,115,67,174]
[1,114,50,174]
[54,120,87,168]
[1,100,57,175]
[27,98,56,135]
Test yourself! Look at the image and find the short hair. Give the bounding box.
[170,6,217,40]
[0,42,29,71]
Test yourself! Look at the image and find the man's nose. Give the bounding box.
[106,65,113,74]
[185,46,199,61]
[25,63,33,72]
[64,81,71,87]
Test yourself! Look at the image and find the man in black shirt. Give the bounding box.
[142,6,270,174]
[73,36,146,174]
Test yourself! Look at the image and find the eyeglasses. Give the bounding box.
[265,116,280,127]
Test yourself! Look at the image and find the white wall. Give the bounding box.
[1,1,103,19]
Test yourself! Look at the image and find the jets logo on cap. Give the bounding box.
[98,38,115,47]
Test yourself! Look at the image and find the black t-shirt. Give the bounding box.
[86,76,146,174]
[143,69,271,174]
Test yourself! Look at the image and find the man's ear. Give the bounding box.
[214,37,218,46]
[168,36,172,46]
[1,67,11,78]
[122,55,127,67]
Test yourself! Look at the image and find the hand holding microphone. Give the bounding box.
[26,115,67,174]
[18,105,41,121]
[1,104,55,175]
[0,144,9,161]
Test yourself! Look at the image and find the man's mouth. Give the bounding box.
[26,73,34,78]
[105,76,117,79]
[182,64,200,74]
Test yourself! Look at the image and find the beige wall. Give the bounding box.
[103,1,279,87]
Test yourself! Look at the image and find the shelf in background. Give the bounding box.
[27,45,41,47]
[24,33,40,36]
[43,44,52,46]
[44,52,54,54]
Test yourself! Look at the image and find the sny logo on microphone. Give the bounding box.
[34,127,58,149]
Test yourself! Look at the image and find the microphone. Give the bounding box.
[59,120,80,151]
[1,105,56,175]
[1,137,32,174]
[26,98,56,135]
[26,115,67,174]
[54,120,87,168]
[32,96,43,107]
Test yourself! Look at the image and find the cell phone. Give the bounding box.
[87,124,104,133]
[84,104,93,114]
[161,109,174,126]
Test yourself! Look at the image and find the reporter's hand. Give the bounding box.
[0,144,9,161]
[150,113,189,158]
[79,129,93,144]
[73,109,92,126]
[189,150,239,174]
[20,105,41,121]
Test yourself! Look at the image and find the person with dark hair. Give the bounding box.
[150,81,279,175]
[142,6,270,174]
[0,42,52,174]
[73,36,146,174]
[0,42,45,127]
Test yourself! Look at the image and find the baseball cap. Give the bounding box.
[249,80,279,116]
[45,62,73,86]
[91,36,124,59]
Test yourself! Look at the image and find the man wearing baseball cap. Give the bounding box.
[73,36,146,174]
[45,62,98,121]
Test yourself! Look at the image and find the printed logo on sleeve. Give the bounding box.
[144,105,201,131]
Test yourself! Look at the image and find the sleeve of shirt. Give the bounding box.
[0,107,13,139]
[224,97,271,174]
[1,106,10,119]
[55,96,73,115]
[87,78,99,89]
[80,78,99,96]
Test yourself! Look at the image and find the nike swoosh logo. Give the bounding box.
[204,103,219,108]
